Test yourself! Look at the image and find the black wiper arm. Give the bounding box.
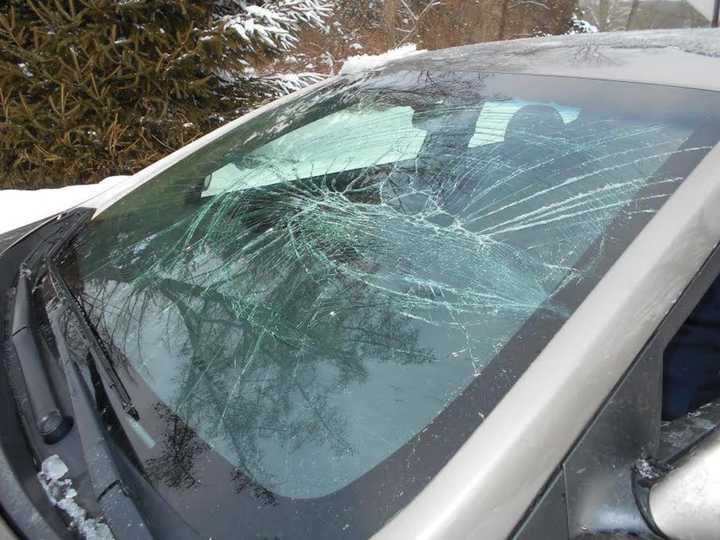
[7,209,97,445]
[47,261,140,420]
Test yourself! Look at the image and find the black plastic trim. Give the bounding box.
[0,215,81,540]
[11,273,72,444]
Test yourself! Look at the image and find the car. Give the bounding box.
[1,27,720,540]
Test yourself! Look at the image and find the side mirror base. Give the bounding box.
[637,428,720,540]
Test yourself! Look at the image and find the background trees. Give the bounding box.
[273,0,585,76]
[0,0,329,188]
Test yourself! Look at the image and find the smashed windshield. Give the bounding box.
[58,72,720,538]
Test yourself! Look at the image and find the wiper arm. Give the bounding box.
[7,210,100,445]
[11,271,74,443]
[47,260,140,420]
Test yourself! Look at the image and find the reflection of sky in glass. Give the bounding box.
[203,100,581,197]
[202,106,425,196]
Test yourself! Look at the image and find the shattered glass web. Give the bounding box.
[73,74,707,498]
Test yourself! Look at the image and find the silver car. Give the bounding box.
[1,28,720,540]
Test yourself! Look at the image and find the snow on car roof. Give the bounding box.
[356,28,720,92]
[340,43,425,75]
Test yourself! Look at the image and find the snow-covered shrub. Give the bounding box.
[567,15,599,34]
[0,0,329,189]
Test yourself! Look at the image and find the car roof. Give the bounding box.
[379,28,720,92]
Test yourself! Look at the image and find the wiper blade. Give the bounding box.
[47,261,139,420]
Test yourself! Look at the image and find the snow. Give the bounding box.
[568,16,599,34]
[0,175,129,235]
[340,44,425,75]
[220,0,330,52]
[635,458,664,481]
[17,63,33,77]
[38,455,115,540]
[261,71,325,93]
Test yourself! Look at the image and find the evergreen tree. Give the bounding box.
[0,0,329,188]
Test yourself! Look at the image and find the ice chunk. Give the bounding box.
[41,454,68,481]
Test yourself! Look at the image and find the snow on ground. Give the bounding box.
[340,44,424,75]
[0,176,128,235]
[38,455,115,540]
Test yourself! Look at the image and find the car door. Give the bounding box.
[513,238,720,539]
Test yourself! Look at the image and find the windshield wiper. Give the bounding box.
[47,261,140,420]
[36,211,140,420]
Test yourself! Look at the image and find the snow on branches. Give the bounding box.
[217,1,331,52]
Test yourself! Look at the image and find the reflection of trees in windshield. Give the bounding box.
[64,82,710,501]
[145,403,206,490]
[76,179,443,495]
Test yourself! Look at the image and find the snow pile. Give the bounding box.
[38,455,115,540]
[340,44,424,75]
[0,176,128,235]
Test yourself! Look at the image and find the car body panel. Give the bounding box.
[0,516,16,540]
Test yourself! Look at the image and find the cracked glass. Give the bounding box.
[57,72,720,538]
